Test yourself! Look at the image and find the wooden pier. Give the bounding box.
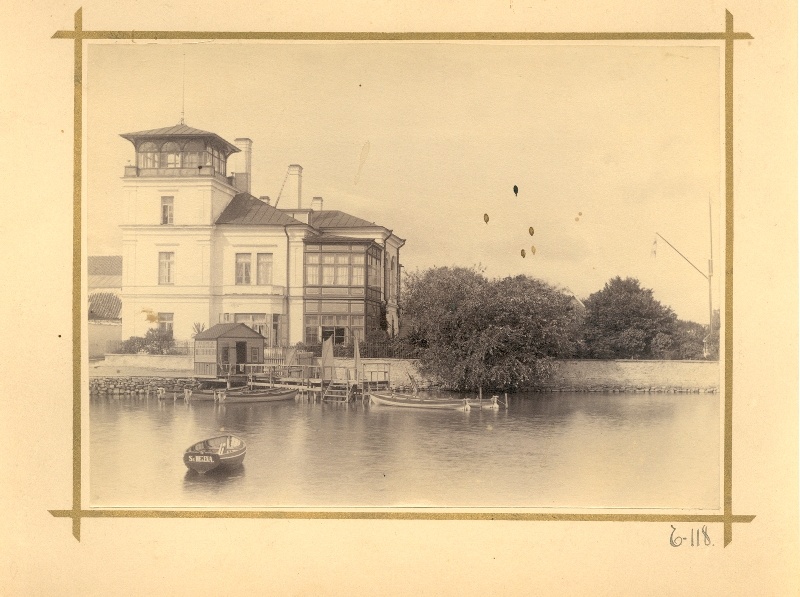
[205,362,392,402]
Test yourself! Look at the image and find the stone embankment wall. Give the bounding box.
[90,356,719,393]
[334,358,719,393]
[542,359,719,393]
[89,376,196,397]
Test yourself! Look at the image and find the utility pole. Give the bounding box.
[655,200,714,336]
[653,197,716,357]
[707,196,714,338]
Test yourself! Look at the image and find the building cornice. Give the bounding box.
[120,175,240,194]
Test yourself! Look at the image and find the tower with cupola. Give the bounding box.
[118,124,252,340]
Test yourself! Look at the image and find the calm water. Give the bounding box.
[90,391,720,509]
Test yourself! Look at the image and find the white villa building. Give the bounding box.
[118,123,404,346]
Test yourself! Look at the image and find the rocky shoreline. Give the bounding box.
[89,376,197,397]
[89,375,718,397]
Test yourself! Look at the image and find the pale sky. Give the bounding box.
[87,41,722,324]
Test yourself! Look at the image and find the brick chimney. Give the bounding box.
[230,138,252,193]
[285,164,303,208]
[311,196,323,211]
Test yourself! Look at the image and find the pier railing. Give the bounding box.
[215,361,391,391]
[299,340,418,359]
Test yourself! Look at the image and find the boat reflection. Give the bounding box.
[183,463,247,486]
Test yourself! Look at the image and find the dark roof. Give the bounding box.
[122,124,218,137]
[120,124,240,154]
[88,292,121,320]
[216,193,304,226]
[88,256,122,276]
[310,210,378,229]
[303,233,373,245]
[194,323,266,340]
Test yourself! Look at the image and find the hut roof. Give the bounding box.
[193,323,265,340]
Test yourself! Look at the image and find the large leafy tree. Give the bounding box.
[402,265,487,355]
[581,276,677,359]
[401,267,579,391]
[672,319,707,360]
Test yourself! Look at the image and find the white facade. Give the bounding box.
[120,173,238,341]
[118,124,404,344]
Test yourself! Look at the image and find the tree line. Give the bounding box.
[398,266,719,392]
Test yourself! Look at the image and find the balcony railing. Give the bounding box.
[124,165,227,181]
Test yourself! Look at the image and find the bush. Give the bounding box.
[119,328,176,355]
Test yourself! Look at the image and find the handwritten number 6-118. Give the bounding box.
[670,525,712,547]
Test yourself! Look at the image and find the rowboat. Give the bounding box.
[189,387,298,403]
[218,387,298,403]
[369,392,471,411]
[183,435,246,474]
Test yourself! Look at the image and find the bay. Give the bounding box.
[90,390,720,509]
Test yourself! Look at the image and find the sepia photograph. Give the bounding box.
[87,42,723,510]
[2,1,797,595]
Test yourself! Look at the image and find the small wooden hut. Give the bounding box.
[193,323,266,377]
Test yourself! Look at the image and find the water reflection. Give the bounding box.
[183,464,247,492]
[90,391,720,510]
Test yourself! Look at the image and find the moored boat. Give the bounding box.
[369,392,470,411]
[183,435,246,474]
[189,387,298,403]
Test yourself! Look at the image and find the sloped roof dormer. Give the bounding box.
[216,193,306,226]
[310,210,377,229]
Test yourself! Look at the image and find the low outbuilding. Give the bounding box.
[193,323,266,377]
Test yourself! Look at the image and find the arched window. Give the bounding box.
[183,140,205,168]
[161,141,181,168]
[138,141,159,168]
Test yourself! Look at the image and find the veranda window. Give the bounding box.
[161,142,181,168]
[138,141,159,168]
